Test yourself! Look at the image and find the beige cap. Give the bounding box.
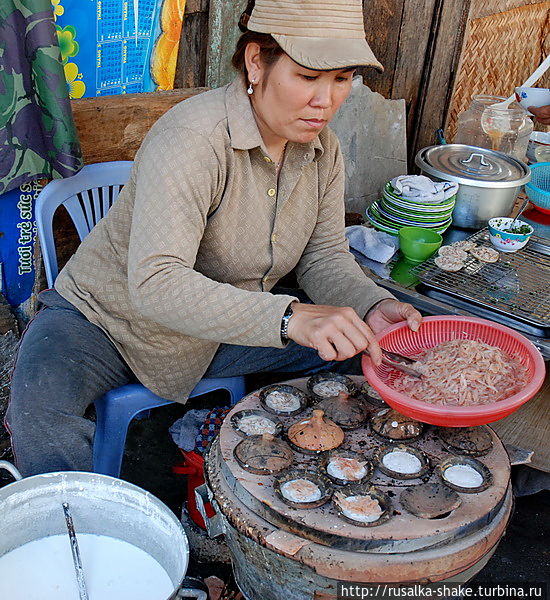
[247,0,383,72]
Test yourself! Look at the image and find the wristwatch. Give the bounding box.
[280,304,294,345]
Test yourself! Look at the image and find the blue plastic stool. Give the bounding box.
[92,377,246,477]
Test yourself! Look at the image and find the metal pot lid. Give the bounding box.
[415,144,531,188]
[401,482,461,519]
[233,433,294,475]
[370,408,423,441]
[437,426,493,457]
[316,393,369,429]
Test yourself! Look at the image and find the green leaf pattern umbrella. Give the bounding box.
[0,0,83,195]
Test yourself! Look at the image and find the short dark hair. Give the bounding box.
[231,31,285,86]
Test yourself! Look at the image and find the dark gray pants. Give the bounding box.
[6,290,361,476]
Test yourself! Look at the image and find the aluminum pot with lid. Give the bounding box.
[0,462,207,600]
[415,144,531,229]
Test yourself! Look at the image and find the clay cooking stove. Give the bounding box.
[202,375,513,600]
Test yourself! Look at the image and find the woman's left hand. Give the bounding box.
[365,299,422,360]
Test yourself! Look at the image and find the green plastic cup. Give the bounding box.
[398,226,443,263]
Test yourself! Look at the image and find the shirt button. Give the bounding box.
[267,188,276,197]
[271,233,278,243]
[262,276,268,283]
[263,156,272,163]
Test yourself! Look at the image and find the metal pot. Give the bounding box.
[415,144,531,229]
[0,462,207,600]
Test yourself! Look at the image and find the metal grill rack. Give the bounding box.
[410,229,550,336]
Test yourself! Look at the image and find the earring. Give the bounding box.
[247,80,255,95]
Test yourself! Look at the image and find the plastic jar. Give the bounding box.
[455,95,533,162]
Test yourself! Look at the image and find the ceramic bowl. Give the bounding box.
[515,87,550,114]
[527,131,550,163]
[398,226,443,263]
[487,217,534,252]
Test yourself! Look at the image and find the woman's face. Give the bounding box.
[246,47,355,149]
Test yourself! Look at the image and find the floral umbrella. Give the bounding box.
[0,0,82,195]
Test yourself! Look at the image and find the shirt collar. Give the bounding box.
[225,77,324,162]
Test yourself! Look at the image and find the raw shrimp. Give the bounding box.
[393,339,528,406]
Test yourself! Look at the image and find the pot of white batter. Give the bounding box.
[0,461,206,600]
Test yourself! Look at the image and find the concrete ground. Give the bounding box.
[118,384,550,591]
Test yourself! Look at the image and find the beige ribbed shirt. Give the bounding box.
[56,77,394,401]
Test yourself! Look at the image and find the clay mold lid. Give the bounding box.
[316,391,369,429]
[233,433,293,475]
[287,409,345,454]
[371,408,423,441]
[259,384,309,416]
[307,372,357,402]
[333,484,392,527]
[436,456,493,494]
[401,482,461,519]
[375,444,430,480]
[359,381,387,407]
[321,449,373,485]
[230,410,283,438]
[274,468,333,509]
[438,426,493,457]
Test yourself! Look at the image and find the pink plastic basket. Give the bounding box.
[362,316,546,427]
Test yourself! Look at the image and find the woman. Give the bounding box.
[6,0,422,476]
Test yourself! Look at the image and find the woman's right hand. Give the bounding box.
[286,302,382,364]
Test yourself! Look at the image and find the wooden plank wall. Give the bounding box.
[177,0,210,87]
[362,0,471,165]
[71,88,207,164]
[86,0,548,164]
[205,0,247,87]
[174,0,472,166]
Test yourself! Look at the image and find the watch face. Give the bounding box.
[281,305,294,343]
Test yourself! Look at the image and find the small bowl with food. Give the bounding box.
[487,217,534,252]
[332,484,392,527]
[362,316,546,427]
[274,469,333,509]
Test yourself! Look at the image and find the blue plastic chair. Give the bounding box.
[34,161,246,477]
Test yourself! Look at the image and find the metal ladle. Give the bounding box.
[364,349,423,378]
[62,502,89,600]
[508,195,531,230]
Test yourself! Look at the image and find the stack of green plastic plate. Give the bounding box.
[366,182,455,235]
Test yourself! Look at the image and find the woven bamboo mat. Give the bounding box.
[491,368,550,472]
[446,3,550,141]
